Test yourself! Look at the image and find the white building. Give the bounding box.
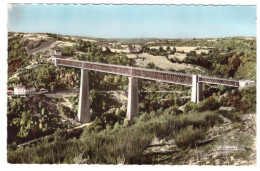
[14,86,26,95]
[53,50,62,56]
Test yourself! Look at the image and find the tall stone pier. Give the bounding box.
[191,75,203,103]
[126,77,139,120]
[78,69,91,123]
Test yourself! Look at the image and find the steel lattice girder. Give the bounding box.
[56,58,243,87]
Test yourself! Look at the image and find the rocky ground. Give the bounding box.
[142,113,256,165]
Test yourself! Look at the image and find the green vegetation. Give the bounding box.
[7,95,74,145]
[7,109,223,164]
[7,33,256,164]
[148,37,256,55]
[142,46,172,56]
[57,103,76,119]
[8,84,255,164]
[150,37,256,80]
[175,126,205,148]
[75,40,133,66]
[8,34,29,74]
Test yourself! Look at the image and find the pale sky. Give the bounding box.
[8,4,256,38]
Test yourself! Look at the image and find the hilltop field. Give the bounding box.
[7,32,256,165]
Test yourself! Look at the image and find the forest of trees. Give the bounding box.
[8,34,29,74]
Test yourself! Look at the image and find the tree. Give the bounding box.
[146,62,156,69]
[187,51,197,57]
[172,47,177,53]
[105,47,111,53]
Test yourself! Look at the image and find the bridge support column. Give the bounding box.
[126,77,139,120]
[191,75,203,103]
[78,69,91,123]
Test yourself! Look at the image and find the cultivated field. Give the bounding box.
[126,53,138,59]
[23,33,49,41]
[109,48,130,53]
[134,53,202,71]
[81,38,97,42]
[149,46,209,54]
[53,41,76,48]
[168,53,186,61]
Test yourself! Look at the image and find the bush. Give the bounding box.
[57,103,77,119]
[239,87,256,113]
[175,125,206,148]
[196,96,220,112]
[219,110,241,122]
[138,112,151,122]
[184,101,196,113]
[177,110,223,129]
[150,119,176,139]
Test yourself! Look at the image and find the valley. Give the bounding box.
[7,32,256,165]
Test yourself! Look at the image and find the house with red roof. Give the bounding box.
[101,44,109,48]
[40,54,50,58]
[7,90,13,95]
[28,87,36,94]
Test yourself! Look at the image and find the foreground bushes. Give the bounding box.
[147,110,223,140]
[8,123,153,164]
[8,110,223,164]
[79,126,153,164]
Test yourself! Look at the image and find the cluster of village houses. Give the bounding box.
[100,43,142,53]
[8,50,61,96]
[33,43,143,64]
[32,49,62,63]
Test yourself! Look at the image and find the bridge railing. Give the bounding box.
[132,68,192,86]
[198,75,240,87]
[83,62,132,76]
[56,58,132,75]
[56,58,193,86]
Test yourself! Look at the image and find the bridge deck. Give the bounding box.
[56,58,241,87]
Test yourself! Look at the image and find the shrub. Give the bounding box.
[196,96,220,112]
[184,101,196,112]
[219,110,241,122]
[177,110,223,129]
[138,112,151,122]
[57,103,76,119]
[151,119,176,139]
[175,125,206,148]
[239,87,256,113]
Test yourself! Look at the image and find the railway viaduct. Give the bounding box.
[54,58,255,123]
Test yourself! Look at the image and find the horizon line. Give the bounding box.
[8,31,256,40]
